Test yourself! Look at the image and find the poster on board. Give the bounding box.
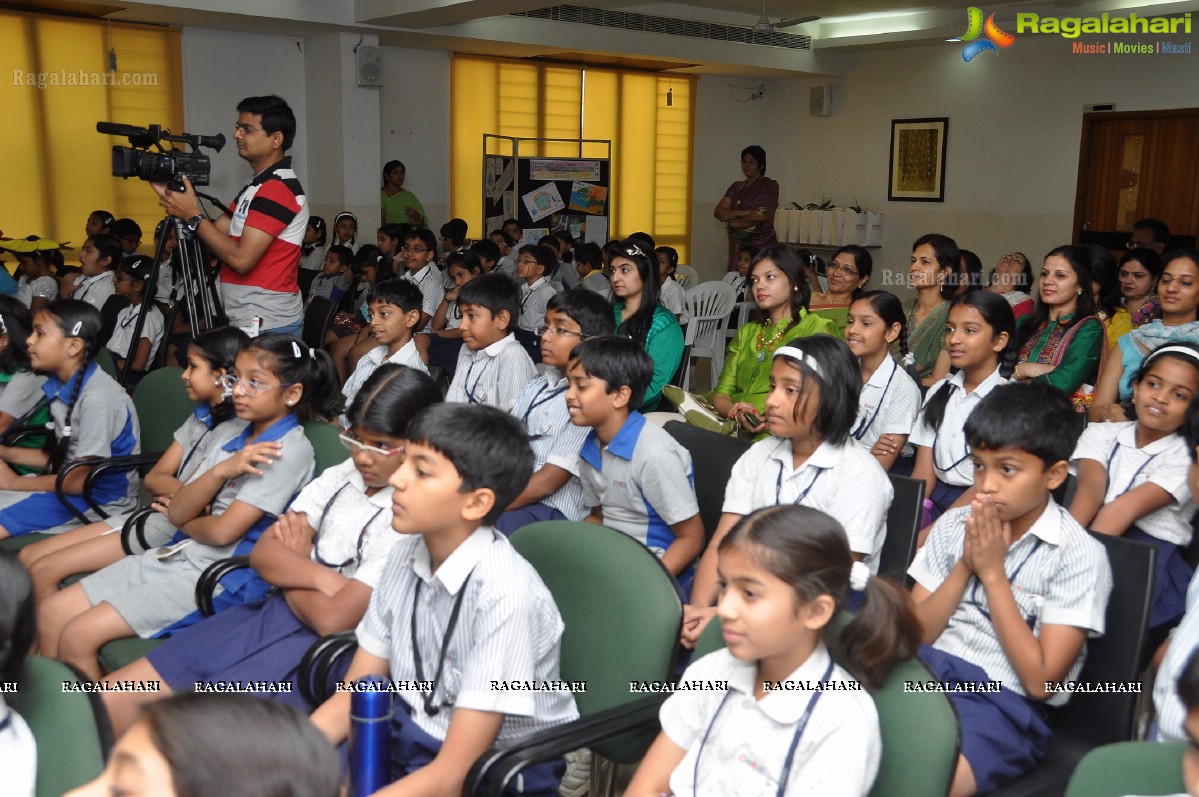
[522,183,566,222]
[529,159,601,181]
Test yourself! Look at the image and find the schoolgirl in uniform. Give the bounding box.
[910,291,1016,528]
[66,234,120,312]
[100,365,443,733]
[630,505,920,797]
[20,327,247,603]
[844,290,922,472]
[106,255,166,379]
[0,300,139,540]
[37,333,343,680]
[684,335,894,647]
[0,296,49,440]
[1071,342,1199,631]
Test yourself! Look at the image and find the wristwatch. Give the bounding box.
[185,214,203,233]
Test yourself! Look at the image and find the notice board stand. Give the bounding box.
[482,135,612,247]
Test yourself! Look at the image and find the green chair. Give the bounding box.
[1064,741,1186,797]
[303,419,350,477]
[695,615,961,797]
[94,347,118,379]
[13,656,112,797]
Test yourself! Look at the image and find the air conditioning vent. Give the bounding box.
[512,5,813,50]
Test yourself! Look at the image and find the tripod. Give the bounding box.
[116,208,225,386]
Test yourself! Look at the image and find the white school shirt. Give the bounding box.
[73,271,116,311]
[341,339,429,416]
[722,437,892,572]
[446,334,537,412]
[285,458,399,589]
[356,526,579,742]
[106,302,165,367]
[909,500,1112,706]
[851,354,922,452]
[402,264,445,332]
[660,277,686,318]
[908,366,1009,487]
[15,274,56,308]
[518,277,556,332]
[1071,421,1194,546]
[1154,569,1199,742]
[0,695,35,797]
[660,646,880,797]
[510,369,588,520]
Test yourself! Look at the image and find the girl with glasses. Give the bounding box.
[809,244,873,337]
[98,364,441,733]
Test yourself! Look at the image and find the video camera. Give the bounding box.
[97,122,226,190]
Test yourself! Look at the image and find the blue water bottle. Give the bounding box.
[349,676,392,797]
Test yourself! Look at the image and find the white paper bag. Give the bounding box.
[773,208,790,243]
[865,212,884,247]
[851,212,868,245]
[787,208,803,242]
[818,210,836,245]
[798,209,812,243]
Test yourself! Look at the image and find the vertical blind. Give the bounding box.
[451,54,695,261]
[0,10,183,252]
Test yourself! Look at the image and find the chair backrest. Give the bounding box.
[151,304,179,370]
[14,656,111,797]
[663,421,750,539]
[131,366,195,454]
[684,281,737,322]
[303,420,350,478]
[676,264,699,290]
[1052,532,1156,745]
[878,474,925,582]
[693,616,960,797]
[94,347,118,379]
[509,520,683,762]
[302,295,336,350]
[1064,741,1186,797]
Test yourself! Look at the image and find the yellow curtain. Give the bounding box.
[451,54,694,261]
[0,10,183,257]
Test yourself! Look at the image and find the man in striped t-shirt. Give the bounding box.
[153,94,307,335]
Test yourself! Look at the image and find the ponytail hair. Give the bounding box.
[0,296,34,373]
[922,291,1017,431]
[243,333,344,422]
[720,505,919,690]
[42,300,103,473]
[85,234,122,273]
[189,326,250,426]
[347,364,442,437]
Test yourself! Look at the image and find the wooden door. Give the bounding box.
[1073,109,1199,251]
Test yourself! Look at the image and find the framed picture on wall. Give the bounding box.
[888,117,948,202]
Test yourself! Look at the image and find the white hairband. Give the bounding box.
[773,346,822,376]
[1147,345,1199,365]
[850,560,871,591]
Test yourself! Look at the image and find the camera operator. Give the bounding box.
[152,94,307,336]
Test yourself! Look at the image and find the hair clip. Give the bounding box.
[902,352,916,367]
[0,314,7,335]
[625,243,644,258]
[309,346,317,358]
[291,341,303,359]
[60,424,72,437]
[70,321,82,336]
[849,560,871,591]
[773,345,822,376]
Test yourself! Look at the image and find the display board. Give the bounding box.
[482,136,611,247]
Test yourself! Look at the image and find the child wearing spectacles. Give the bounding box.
[38,333,341,680]
[98,365,442,734]
[311,403,578,796]
[910,382,1112,796]
[497,289,615,535]
[398,228,443,333]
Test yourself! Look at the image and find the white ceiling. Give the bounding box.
[22,0,1199,76]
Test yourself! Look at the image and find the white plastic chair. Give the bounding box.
[676,264,699,290]
[682,281,737,391]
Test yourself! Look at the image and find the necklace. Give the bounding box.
[755,319,790,363]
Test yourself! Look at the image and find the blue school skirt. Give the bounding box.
[926,480,969,526]
[1126,526,1193,629]
[496,503,567,537]
[919,645,1050,794]
[0,491,113,536]
[148,593,312,710]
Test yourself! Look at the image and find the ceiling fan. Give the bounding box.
[751,0,819,32]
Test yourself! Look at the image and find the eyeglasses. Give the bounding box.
[1126,240,1157,250]
[338,433,403,459]
[232,123,262,135]
[826,262,859,278]
[535,323,586,340]
[218,374,293,397]
[401,246,429,254]
[517,257,540,266]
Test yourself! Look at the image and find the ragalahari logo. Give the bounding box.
[953,7,1016,61]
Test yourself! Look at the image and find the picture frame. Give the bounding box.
[888,117,948,202]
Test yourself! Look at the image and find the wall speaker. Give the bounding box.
[357,45,382,87]
[810,85,830,117]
